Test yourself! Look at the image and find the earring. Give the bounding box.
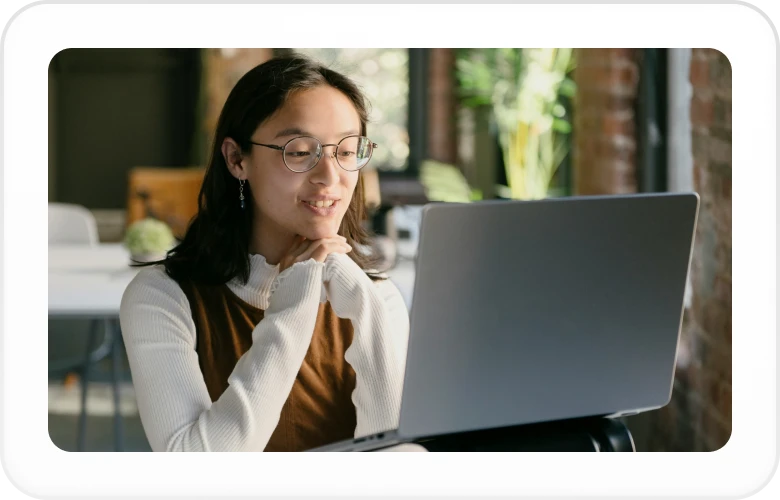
[239,179,246,210]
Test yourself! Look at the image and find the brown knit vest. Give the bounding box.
[176,278,357,451]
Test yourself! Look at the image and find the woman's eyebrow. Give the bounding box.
[274,127,308,139]
[274,128,361,139]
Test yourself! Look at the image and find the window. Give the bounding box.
[292,48,411,173]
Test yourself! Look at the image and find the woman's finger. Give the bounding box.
[289,235,310,259]
[278,235,308,272]
[284,234,304,253]
[295,239,329,263]
[311,244,351,263]
[296,239,351,264]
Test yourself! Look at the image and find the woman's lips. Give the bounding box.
[300,199,339,216]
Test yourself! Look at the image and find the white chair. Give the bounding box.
[48,202,99,245]
[48,202,123,450]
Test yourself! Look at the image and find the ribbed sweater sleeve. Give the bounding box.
[119,260,325,452]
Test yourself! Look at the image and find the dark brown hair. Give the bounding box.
[147,55,383,285]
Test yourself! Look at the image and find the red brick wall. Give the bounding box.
[657,49,732,451]
[573,48,731,450]
[622,49,732,451]
[572,48,640,194]
[428,48,458,165]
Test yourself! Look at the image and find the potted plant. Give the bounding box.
[124,217,175,263]
[455,48,576,200]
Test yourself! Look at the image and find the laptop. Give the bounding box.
[308,192,700,452]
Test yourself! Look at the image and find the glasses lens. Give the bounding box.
[283,137,321,172]
[337,136,373,171]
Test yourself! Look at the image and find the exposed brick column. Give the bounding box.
[572,48,640,194]
[427,48,458,165]
[677,48,732,450]
[624,49,731,451]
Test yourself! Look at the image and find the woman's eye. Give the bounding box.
[287,151,310,157]
[339,151,355,157]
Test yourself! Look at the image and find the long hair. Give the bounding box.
[145,55,384,285]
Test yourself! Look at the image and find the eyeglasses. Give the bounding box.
[251,135,378,173]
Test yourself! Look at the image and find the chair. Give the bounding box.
[48,202,124,451]
[48,203,100,245]
[126,166,205,239]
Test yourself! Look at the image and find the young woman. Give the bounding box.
[120,55,409,452]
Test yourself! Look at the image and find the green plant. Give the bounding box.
[419,160,481,203]
[456,48,576,200]
[124,218,175,256]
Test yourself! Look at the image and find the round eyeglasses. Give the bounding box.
[251,135,378,173]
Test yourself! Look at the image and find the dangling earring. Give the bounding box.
[239,179,246,210]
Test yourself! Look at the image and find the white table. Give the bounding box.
[49,243,138,451]
[49,244,140,318]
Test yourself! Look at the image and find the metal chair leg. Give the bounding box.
[77,319,100,452]
[109,318,125,452]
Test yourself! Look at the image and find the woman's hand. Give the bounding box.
[279,235,352,273]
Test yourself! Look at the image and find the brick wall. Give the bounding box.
[573,48,731,451]
[572,48,640,194]
[619,49,732,451]
[638,49,732,451]
[428,48,458,165]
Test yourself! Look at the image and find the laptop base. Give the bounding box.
[411,416,635,452]
[309,417,635,452]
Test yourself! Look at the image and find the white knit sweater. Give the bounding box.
[119,252,410,452]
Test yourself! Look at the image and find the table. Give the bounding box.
[386,258,415,311]
[49,244,139,317]
[49,243,139,451]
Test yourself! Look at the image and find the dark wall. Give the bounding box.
[49,49,201,209]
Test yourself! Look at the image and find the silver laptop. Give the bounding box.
[309,192,700,452]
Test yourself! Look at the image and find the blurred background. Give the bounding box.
[48,48,731,452]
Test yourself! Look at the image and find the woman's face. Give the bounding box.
[241,86,362,241]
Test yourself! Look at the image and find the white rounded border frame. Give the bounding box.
[1,1,776,498]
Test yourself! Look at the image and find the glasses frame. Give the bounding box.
[251,134,379,173]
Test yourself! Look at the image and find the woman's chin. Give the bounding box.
[298,225,340,241]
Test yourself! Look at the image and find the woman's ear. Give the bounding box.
[221,137,246,180]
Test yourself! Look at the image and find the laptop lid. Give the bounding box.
[397,193,700,439]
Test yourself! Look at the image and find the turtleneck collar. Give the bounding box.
[225,253,281,310]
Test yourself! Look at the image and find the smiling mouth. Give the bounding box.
[302,200,336,208]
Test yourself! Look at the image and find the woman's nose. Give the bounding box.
[310,147,340,185]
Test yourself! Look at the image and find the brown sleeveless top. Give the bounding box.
[176,278,357,452]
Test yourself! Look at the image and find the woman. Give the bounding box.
[120,55,409,452]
